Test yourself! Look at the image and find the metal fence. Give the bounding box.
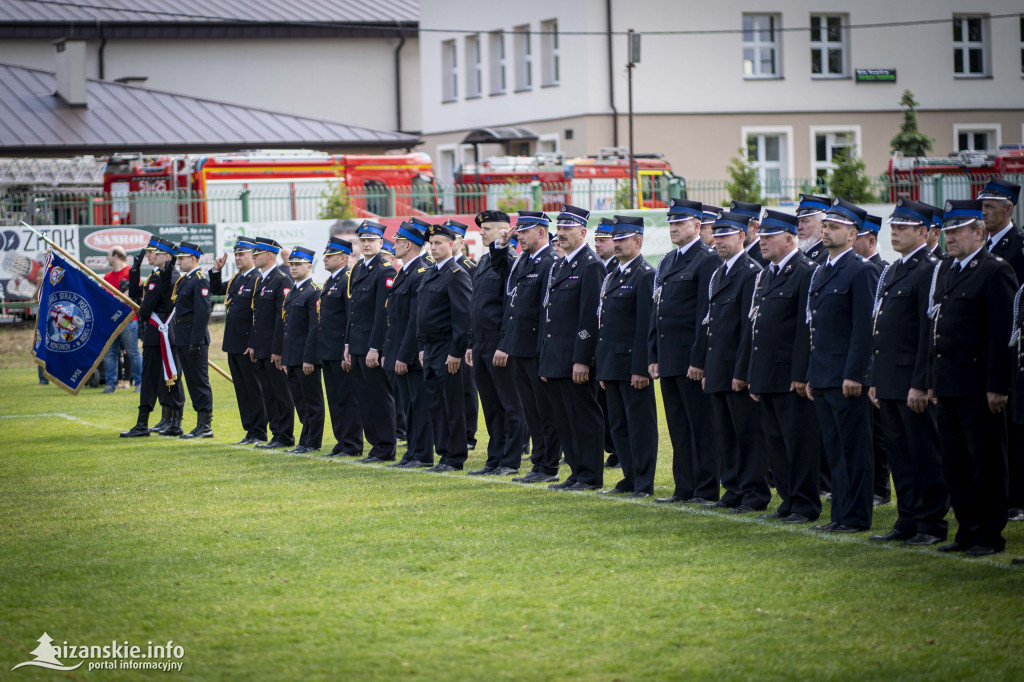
[3,174,1021,226]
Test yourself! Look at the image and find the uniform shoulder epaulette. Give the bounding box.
[924,253,938,263]
[746,261,758,270]
[196,270,206,280]
[382,260,394,268]
[417,267,427,273]
[311,282,321,291]
[641,261,654,271]
[452,266,462,273]
[992,254,1006,263]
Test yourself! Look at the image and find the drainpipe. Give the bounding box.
[606,0,618,147]
[98,22,106,79]
[394,26,406,132]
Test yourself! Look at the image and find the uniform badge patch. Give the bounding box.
[385,278,394,288]
[577,330,590,339]
[282,288,291,297]
[148,283,156,290]
[201,288,209,296]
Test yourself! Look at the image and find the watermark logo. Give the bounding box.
[12,632,184,673]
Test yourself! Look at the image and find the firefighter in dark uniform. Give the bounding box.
[796,194,831,264]
[650,199,723,504]
[594,216,657,497]
[740,210,821,523]
[344,220,398,463]
[318,236,363,457]
[170,241,214,439]
[280,246,323,454]
[416,223,473,472]
[929,199,1016,556]
[866,198,949,546]
[443,218,481,450]
[383,223,433,468]
[700,205,722,247]
[467,210,526,476]
[490,211,562,484]
[121,237,185,437]
[977,178,1024,521]
[246,237,295,449]
[593,217,619,469]
[1013,281,1024,563]
[923,204,950,260]
[731,200,770,268]
[696,211,768,513]
[540,204,606,491]
[210,236,267,444]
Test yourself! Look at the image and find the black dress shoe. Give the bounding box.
[655,495,685,504]
[491,467,519,476]
[730,505,758,514]
[901,533,944,546]
[513,471,558,483]
[812,521,839,531]
[598,488,630,495]
[468,466,497,476]
[783,513,812,524]
[359,455,391,463]
[1008,508,1024,522]
[547,480,573,490]
[759,511,784,519]
[630,492,651,499]
[403,460,433,469]
[566,482,599,491]
[427,463,458,473]
[964,545,1004,557]
[702,500,730,509]
[329,448,361,457]
[1012,558,1024,565]
[256,440,290,449]
[831,524,870,533]
[685,497,714,505]
[937,542,968,553]
[234,437,254,445]
[873,495,892,507]
[869,530,912,542]
[387,460,411,468]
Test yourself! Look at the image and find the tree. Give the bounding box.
[613,180,632,210]
[725,148,762,204]
[496,182,529,213]
[319,181,357,220]
[828,148,877,203]
[889,90,935,157]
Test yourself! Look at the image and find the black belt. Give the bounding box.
[174,317,193,324]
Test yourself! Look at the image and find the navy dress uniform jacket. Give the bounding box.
[700,253,762,393]
[248,267,293,360]
[384,254,431,369]
[805,240,829,264]
[132,264,181,348]
[317,268,350,362]
[596,258,655,382]
[416,258,473,358]
[988,224,1024,285]
[472,250,511,346]
[491,243,557,359]
[210,268,258,355]
[171,268,212,347]
[281,280,321,367]
[539,246,605,378]
[346,252,398,355]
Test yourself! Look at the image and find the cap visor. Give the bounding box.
[823,215,855,226]
[712,228,743,236]
[977,192,1012,202]
[942,217,978,230]
[888,217,924,226]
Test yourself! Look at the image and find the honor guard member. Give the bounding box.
[416,223,473,472]
[796,194,831,263]
[171,241,214,439]
[866,199,949,545]
[855,213,893,506]
[923,204,950,260]
[697,211,768,513]
[593,217,619,469]
[740,210,821,523]
[345,220,398,462]
[731,200,770,268]
[805,198,880,533]
[540,204,606,491]
[700,205,721,247]
[380,235,406,443]
[210,236,267,444]
[121,237,185,437]
[384,223,434,468]
[929,200,1016,555]
[490,212,562,484]
[318,237,364,457]
[650,199,723,504]
[1012,280,1024,549]
[467,210,527,476]
[595,216,657,497]
[246,237,296,449]
[280,246,323,454]
[977,178,1024,521]
[442,218,481,451]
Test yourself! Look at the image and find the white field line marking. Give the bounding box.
[0,412,119,431]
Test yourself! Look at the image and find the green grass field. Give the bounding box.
[1,320,1022,680]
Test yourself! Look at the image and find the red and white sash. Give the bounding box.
[147,311,179,386]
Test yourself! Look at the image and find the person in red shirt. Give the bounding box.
[102,246,143,393]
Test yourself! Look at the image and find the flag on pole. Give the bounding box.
[33,251,134,395]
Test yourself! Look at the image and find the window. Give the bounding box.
[441,39,457,102]
[953,15,988,77]
[810,14,846,77]
[810,126,861,187]
[514,24,532,91]
[954,124,1000,152]
[742,126,793,198]
[465,34,482,98]
[489,31,506,95]
[537,134,560,155]
[742,14,780,78]
[541,19,559,86]
[1020,15,1023,77]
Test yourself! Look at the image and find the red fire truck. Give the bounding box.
[452,147,683,213]
[98,150,438,224]
[885,146,1024,203]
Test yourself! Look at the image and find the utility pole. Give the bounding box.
[626,29,640,210]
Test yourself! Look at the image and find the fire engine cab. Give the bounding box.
[886,146,1024,204]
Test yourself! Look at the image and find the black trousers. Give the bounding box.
[660,374,719,501]
[708,390,770,509]
[474,340,526,469]
[1006,416,1024,512]
[228,352,267,441]
[285,365,324,449]
[322,360,363,455]
[139,344,184,412]
[463,360,479,445]
[422,342,468,468]
[395,368,433,463]
[390,369,408,441]
[542,376,604,487]
[758,391,821,519]
[936,396,1008,549]
[511,356,560,475]
[872,406,891,499]
[349,354,396,460]
[174,344,213,413]
[604,379,658,494]
[597,385,616,456]
[878,399,948,538]
[255,357,294,445]
[814,388,873,528]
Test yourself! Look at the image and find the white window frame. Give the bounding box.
[953,123,1001,152]
[809,14,847,78]
[540,19,560,87]
[436,144,458,186]
[537,133,560,155]
[465,34,482,99]
[441,39,457,102]
[740,125,793,198]
[1020,15,1023,77]
[742,14,781,79]
[809,125,862,185]
[489,30,506,95]
[514,24,532,92]
[952,15,989,78]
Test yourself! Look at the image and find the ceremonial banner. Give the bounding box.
[33,251,134,395]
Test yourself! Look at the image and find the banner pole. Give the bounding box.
[208,360,233,384]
